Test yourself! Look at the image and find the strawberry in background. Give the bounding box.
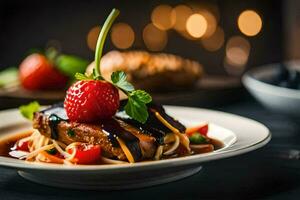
[19,53,68,90]
[18,48,89,90]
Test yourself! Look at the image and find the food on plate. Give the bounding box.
[4,101,222,164]
[1,9,223,165]
[86,50,203,92]
[32,101,185,162]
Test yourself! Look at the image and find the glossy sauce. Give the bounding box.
[116,115,166,145]
[116,100,187,145]
[0,131,32,157]
[48,114,66,140]
[101,119,142,161]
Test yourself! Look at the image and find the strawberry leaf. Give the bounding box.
[75,72,104,81]
[75,73,93,81]
[111,71,134,92]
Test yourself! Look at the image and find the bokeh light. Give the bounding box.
[201,10,217,38]
[111,23,135,49]
[172,5,193,32]
[238,10,262,36]
[143,23,168,51]
[151,4,175,30]
[87,26,101,51]
[186,14,208,38]
[226,47,249,66]
[226,36,250,66]
[225,36,251,75]
[201,27,224,51]
[192,3,220,23]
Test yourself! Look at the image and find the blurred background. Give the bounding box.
[2,0,300,110]
[0,0,285,75]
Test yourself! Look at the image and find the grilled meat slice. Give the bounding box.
[32,104,156,161]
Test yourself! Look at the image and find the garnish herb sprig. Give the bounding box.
[19,101,40,120]
[75,9,152,123]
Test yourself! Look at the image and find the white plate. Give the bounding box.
[0,106,270,190]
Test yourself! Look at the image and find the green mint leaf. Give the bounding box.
[124,97,149,123]
[111,71,134,92]
[130,90,152,103]
[55,54,89,77]
[111,70,126,83]
[19,101,40,120]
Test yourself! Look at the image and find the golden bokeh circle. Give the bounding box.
[201,27,225,51]
[111,23,135,49]
[186,14,208,38]
[151,5,175,30]
[143,23,168,51]
[238,10,262,36]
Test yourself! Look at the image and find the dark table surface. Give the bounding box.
[1,98,300,200]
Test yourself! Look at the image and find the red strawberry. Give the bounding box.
[19,53,68,90]
[64,80,120,122]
